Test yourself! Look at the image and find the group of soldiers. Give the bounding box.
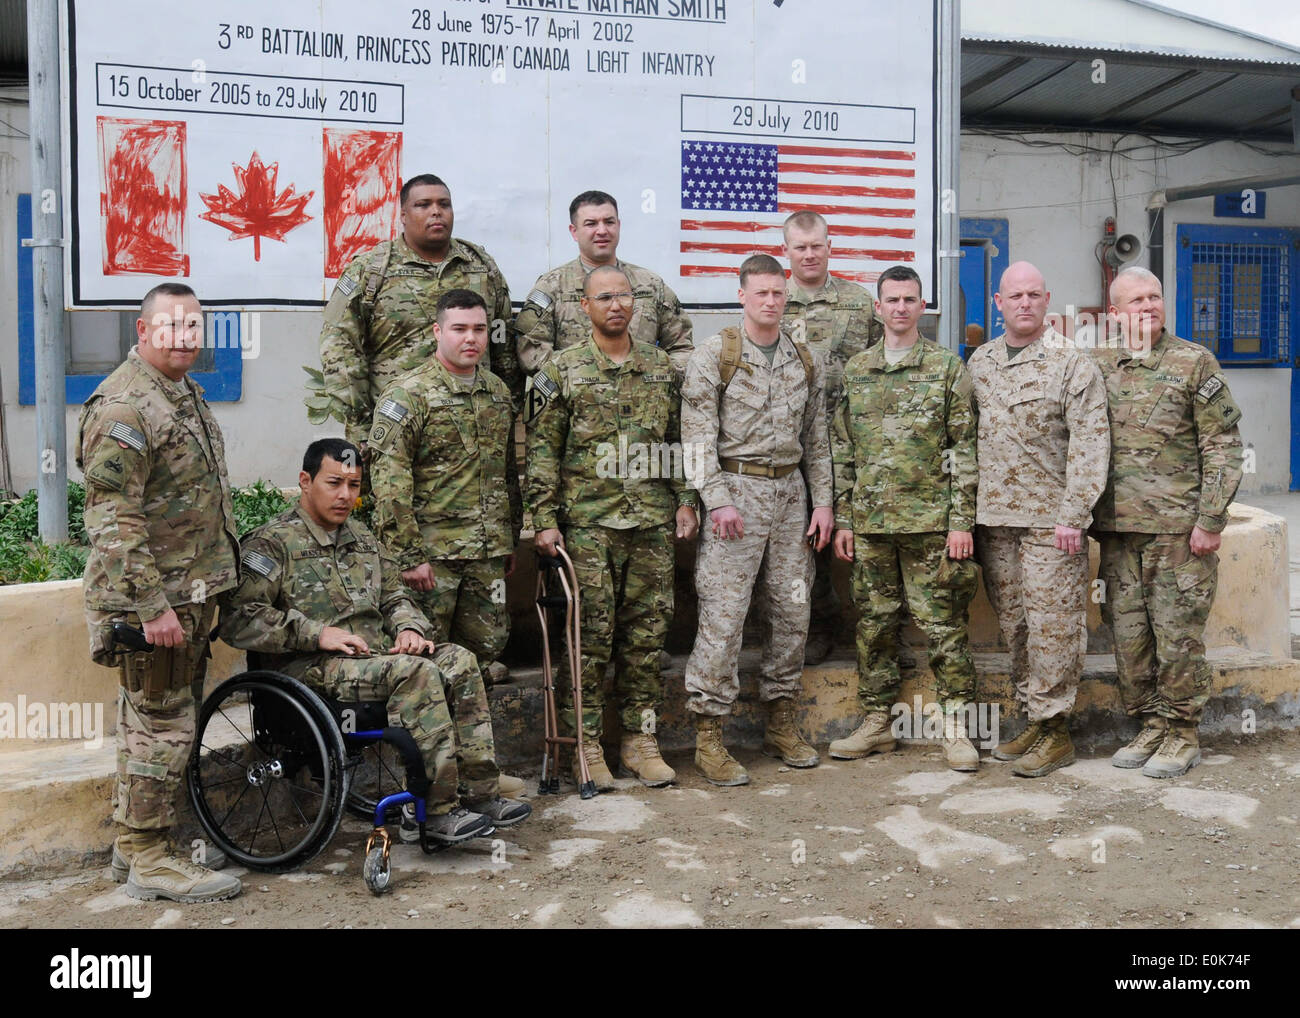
[78,173,1243,906]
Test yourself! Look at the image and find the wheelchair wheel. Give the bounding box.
[188,671,348,873]
[345,740,408,823]
[363,844,392,895]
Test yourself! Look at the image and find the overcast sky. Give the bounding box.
[1152,0,1300,49]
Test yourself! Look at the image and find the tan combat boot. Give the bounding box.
[620,732,676,787]
[497,773,526,798]
[828,712,896,759]
[124,831,241,903]
[1112,715,1168,769]
[762,698,820,767]
[112,830,228,883]
[694,716,749,786]
[942,710,980,772]
[572,739,616,792]
[992,719,1044,762]
[1141,720,1201,779]
[1012,715,1075,777]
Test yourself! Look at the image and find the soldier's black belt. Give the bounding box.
[719,458,798,479]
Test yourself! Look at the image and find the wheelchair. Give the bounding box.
[112,623,467,895]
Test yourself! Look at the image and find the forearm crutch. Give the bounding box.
[535,546,596,799]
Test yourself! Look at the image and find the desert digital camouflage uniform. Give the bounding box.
[78,347,240,831]
[317,235,520,445]
[967,327,1110,721]
[220,505,499,808]
[526,337,698,737]
[1091,330,1243,722]
[368,358,521,679]
[784,274,884,640]
[680,324,832,715]
[831,339,978,713]
[515,258,694,378]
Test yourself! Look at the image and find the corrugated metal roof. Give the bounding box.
[964,0,1300,66]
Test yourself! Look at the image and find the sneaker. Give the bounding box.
[124,839,241,903]
[466,796,532,827]
[1112,716,1169,769]
[1141,723,1201,779]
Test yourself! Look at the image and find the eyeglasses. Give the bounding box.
[590,292,635,306]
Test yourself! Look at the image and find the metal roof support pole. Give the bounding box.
[25,0,67,540]
[938,0,961,350]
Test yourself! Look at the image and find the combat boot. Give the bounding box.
[804,627,834,666]
[112,832,228,883]
[828,712,896,759]
[1112,715,1168,769]
[1012,715,1075,777]
[484,661,510,687]
[762,698,820,767]
[619,732,676,787]
[694,716,749,786]
[941,710,980,772]
[497,773,526,798]
[124,832,242,903]
[992,719,1044,762]
[1141,721,1201,779]
[572,739,616,792]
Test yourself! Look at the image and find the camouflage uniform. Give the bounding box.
[219,505,499,809]
[784,275,884,642]
[680,325,832,715]
[526,337,698,737]
[968,329,1110,721]
[1091,330,1243,722]
[368,358,521,679]
[317,235,521,445]
[78,348,240,831]
[831,340,978,713]
[515,258,694,378]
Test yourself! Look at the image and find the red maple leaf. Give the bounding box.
[198,152,314,260]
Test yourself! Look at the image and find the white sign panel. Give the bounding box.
[64,0,936,308]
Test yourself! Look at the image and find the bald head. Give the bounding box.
[994,261,1051,345]
[583,264,630,297]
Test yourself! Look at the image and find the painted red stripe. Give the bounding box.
[681,240,914,260]
[778,182,915,199]
[778,145,914,160]
[831,270,884,282]
[777,202,914,217]
[779,161,915,178]
[679,219,916,240]
[680,264,753,277]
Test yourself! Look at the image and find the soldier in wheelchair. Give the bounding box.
[218,438,531,850]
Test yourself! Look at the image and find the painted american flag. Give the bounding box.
[678,138,916,285]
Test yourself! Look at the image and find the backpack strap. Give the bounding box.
[791,338,814,388]
[718,327,749,388]
[360,242,395,327]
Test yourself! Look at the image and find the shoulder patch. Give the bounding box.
[525,288,553,310]
[377,398,409,424]
[533,371,558,400]
[334,274,357,298]
[107,421,146,452]
[1197,376,1224,401]
[241,550,277,578]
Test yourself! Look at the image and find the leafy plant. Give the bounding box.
[232,480,293,536]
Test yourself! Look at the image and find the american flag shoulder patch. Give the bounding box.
[1197,376,1224,401]
[242,550,276,577]
[525,288,553,310]
[533,371,558,399]
[106,421,146,452]
[378,398,409,423]
[334,275,357,298]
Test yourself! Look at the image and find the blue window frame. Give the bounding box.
[16,193,243,405]
[1175,223,1297,366]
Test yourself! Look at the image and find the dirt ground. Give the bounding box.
[2,728,1298,930]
